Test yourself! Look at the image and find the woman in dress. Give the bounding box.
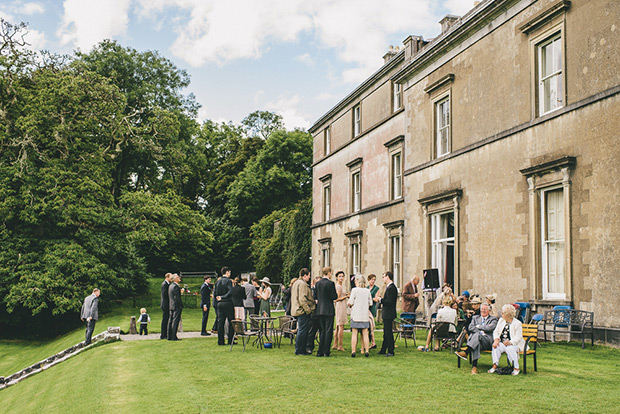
[333,271,349,351]
[489,304,525,375]
[367,274,379,349]
[348,274,373,357]
[257,277,272,317]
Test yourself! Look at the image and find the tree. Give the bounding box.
[241,110,284,140]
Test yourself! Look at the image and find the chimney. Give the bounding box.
[383,45,397,64]
[403,35,427,60]
[439,14,460,34]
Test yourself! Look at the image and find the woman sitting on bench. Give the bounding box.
[489,304,525,376]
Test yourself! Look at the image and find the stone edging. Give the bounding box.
[0,327,121,390]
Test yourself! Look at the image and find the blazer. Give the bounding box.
[200,282,212,307]
[291,278,316,317]
[243,283,257,308]
[214,277,233,302]
[314,277,338,316]
[169,282,182,311]
[402,281,419,313]
[160,280,170,311]
[468,314,498,335]
[80,294,99,321]
[493,317,526,352]
[348,287,372,322]
[380,282,398,320]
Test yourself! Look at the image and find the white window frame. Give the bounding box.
[352,171,361,212]
[393,82,403,112]
[431,211,455,287]
[435,95,450,157]
[537,33,563,116]
[391,152,402,200]
[324,127,331,155]
[321,241,331,268]
[322,183,331,221]
[351,241,360,275]
[541,186,566,300]
[353,105,361,137]
[390,235,401,287]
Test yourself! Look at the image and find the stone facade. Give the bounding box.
[310,0,620,343]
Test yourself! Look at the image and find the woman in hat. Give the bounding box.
[257,277,272,317]
[486,293,498,317]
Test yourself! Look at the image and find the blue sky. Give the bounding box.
[0,0,474,130]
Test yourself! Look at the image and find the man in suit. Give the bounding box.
[81,288,100,345]
[242,277,257,320]
[200,276,213,336]
[455,303,498,374]
[167,274,183,341]
[291,268,315,355]
[375,271,397,356]
[314,267,338,357]
[160,273,172,339]
[214,266,235,346]
[402,275,420,314]
[306,276,321,354]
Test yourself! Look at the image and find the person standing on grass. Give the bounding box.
[215,266,235,346]
[333,271,349,352]
[368,274,379,349]
[402,275,420,315]
[242,277,257,320]
[212,276,220,334]
[291,268,315,355]
[348,275,372,358]
[138,308,151,335]
[232,277,246,320]
[160,273,172,339]
[375,271,397,356]
[81,288,100,345]
[167,274,183,341]
[200,276,213,336]
[315,267,338,357]
[306,276,321,354]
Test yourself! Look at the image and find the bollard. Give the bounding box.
[129,316,137,334]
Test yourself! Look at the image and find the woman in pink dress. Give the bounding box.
[333,270,349,351]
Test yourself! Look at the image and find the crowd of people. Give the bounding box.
[80,267,525,375]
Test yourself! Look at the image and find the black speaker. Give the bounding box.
[423,268,439,290]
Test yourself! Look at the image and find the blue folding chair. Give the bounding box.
[399,312,417,346]
[514,302,531,323]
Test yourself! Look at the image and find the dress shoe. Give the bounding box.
[305,350,313,355]
[378,350,386,355]
[385,353,395,357]
[316,353,324,357]
[455,350,468,360]
[351,353,356,358]
[471,367,478,375]
[369,345,377,349]
[365,352,369,358]
[201,332,210,336]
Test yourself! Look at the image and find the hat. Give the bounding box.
[486,293,497,302]
[259,277,271,285]
[470,295,483,304]
[461,290,470,298]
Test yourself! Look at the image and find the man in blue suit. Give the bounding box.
[314,267,338,357]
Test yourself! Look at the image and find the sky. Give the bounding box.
[0,0,474,130]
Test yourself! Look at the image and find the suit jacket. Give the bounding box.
[402,281,419,313]
[381,282,398,320]
[80,294,99,321]
[314,277,338,316]
[243,283,257,308]
[214,277,233,302]
[161,280,170,311]
[468,314,498,336]
[169,282,182,311]
[200,282,212,307]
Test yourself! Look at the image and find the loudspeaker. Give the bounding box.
[423,268,439,290]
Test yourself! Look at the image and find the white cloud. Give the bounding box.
[57,0,131,51]
[135,0,438,84]
[444,0,475,16]
[24,29,47,50]
[295,53,313,65]
[265,94,311,130]
[18,2,45,15]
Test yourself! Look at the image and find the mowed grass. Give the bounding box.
[1,331,620,413]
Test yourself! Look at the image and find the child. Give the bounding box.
[138,307,151,335]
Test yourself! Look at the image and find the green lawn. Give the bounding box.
[1,330,620,413]
[2,280,619,413]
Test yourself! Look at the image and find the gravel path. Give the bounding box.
[120,332,216,341]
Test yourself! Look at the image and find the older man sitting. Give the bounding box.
[455,302,498,374]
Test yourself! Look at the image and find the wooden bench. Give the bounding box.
[456,323,539,374]
[539,309,594,348]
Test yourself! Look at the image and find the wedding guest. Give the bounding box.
[81,288,100,345]
[375,271,397,356]
[231,277,246,320]
[367,274,379,349]
[200,276,213,336]
[242,277,257,320]
[258,277,272,317]
[333,271,349,352]
[315,267,338,357]
[489,304,525,376]
[160,273,171,339]
[138,307,151,335]
[348,275,372,357]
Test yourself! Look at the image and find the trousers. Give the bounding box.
[492,343,521,369]
[317,315,334,356]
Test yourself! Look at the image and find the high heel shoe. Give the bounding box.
[351,352,356,358]
[365,352,369,357]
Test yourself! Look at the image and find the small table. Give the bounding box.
[252,316,276,349]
